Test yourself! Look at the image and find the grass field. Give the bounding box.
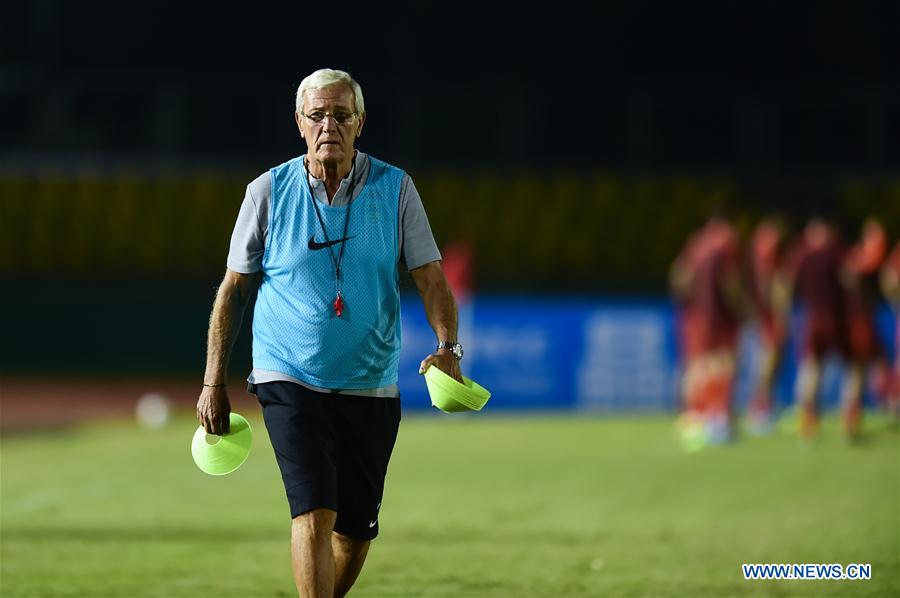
[2,413,898,597]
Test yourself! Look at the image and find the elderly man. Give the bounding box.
[196,68,464,597]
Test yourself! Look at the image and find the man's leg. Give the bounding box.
[754,344,779,410]
[840,361,865,440]
[748,341,780,435]
[705,349,736,443]
[328,394,400,594]
[681,356,706,414]
[796,357,822,437]
[332,532,370,597]
[292,508,337,598]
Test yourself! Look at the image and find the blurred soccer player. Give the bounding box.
[670,217,745,446]
[196,68,465,597]
[780,218,847,438]
[879,241,900,417]
[840,218,888,437]
[745,217,787,433]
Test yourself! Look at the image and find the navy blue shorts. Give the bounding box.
[252,381,401,540]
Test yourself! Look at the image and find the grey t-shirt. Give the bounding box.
[227,151,441,397]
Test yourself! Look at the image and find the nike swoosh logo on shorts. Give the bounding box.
[369,520,377,528]
[308,235,354,250]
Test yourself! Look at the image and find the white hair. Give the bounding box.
[295,68,365,115]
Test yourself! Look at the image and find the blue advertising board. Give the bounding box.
[397,295,897,413]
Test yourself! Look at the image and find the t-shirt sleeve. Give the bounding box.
[399,174,441,271]
[226,173,269,273]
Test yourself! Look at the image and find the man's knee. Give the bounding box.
[332,531,369,562]
[292,508,337,545]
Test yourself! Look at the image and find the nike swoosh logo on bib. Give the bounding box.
[308,235,354,250]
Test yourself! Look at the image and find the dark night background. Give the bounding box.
[3,2,899,171]
[1,1,898,374]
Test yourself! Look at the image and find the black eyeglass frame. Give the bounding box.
[300,110,359,125]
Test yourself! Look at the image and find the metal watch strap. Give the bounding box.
[436,341,463,360]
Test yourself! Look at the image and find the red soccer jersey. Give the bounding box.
[784,222,848,358]
[747,220,785,345]
[678,220,742,357]
[843,220,888,359]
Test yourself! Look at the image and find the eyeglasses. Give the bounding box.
[300,110,358,125]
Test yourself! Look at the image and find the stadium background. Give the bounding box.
[2,2,898,382]
[1,2,898,597]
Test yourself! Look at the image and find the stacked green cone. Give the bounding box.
[191,412,252,475]
[424,365,491,413]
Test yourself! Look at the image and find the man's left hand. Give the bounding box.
[419,349,463,383]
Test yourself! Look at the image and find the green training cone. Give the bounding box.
[191,412,252,476]
[424,365,491,413]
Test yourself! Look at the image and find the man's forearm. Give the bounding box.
[204,278,250,384]
[420,276,458,343]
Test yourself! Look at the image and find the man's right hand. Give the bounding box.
[196,386,232,435]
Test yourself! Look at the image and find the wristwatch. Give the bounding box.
[436,341,464,361]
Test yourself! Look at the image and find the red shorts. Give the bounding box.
[846,310,880,361]
[680,309,739,359]
[801,310,849,359]
[758,310,785,349]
